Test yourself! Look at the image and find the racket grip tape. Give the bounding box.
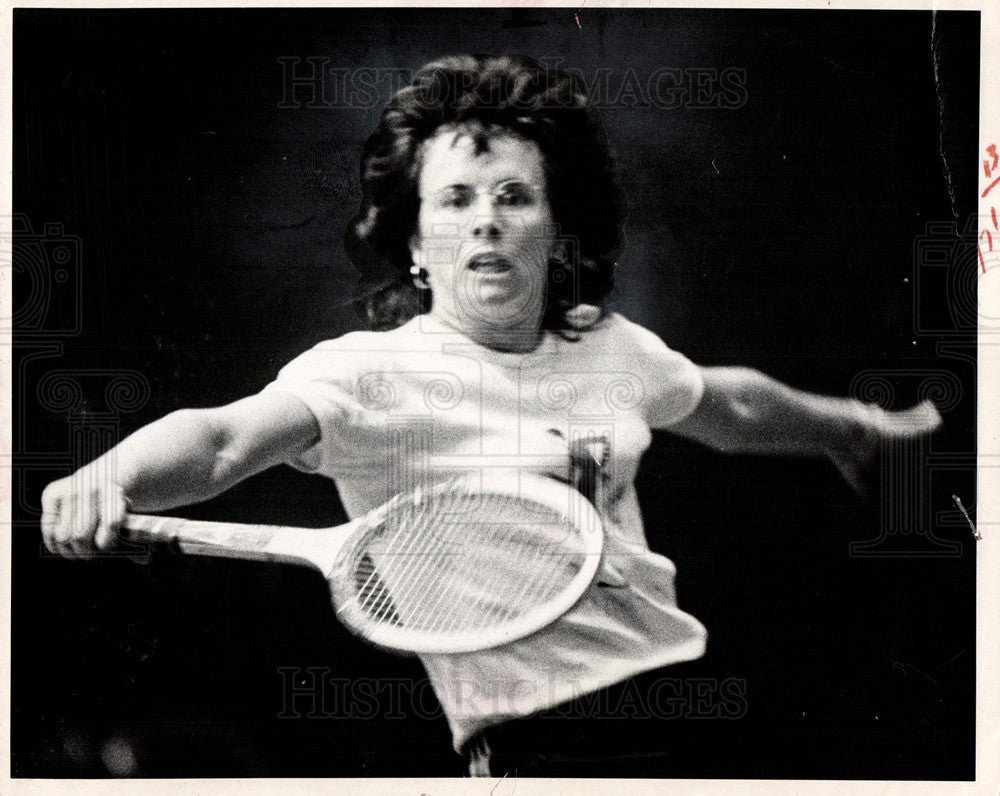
[121,514,336,570]
[122,514,278,558]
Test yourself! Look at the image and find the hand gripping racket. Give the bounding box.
[123,474,604,655]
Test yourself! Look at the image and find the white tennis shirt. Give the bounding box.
[264,312,709,751]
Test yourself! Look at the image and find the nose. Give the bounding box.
[472,196,503,239]
[473,218,501,238]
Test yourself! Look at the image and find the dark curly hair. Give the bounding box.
[345,54,625,333]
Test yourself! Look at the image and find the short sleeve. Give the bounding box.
[260,339,364,474]
[609,314,705,429]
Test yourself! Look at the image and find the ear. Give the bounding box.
[408,232,422,264]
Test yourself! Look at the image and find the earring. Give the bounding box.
[409,265,430,290]
[550,243,571,269]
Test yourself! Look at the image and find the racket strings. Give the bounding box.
[357,488,451,620]
[371,489,461,624]
[378,494,512,631]
[354,554,402,625]
[349,491,587,636]
[360,490,458,625]
[409,491,505,629]
[369,490,465,627]
[464,524,580,631]
[420,500,572,634]
[422,522,553,636]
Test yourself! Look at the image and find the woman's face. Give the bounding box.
[409,127,558,348]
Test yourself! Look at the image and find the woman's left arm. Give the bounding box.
[668,366,942,492]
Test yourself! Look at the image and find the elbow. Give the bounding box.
[162,407,244,490]
[672,367,774,454]
[166,408,232,452]
[714,367,770,426]
[698,377,768,454]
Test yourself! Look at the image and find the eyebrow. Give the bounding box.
[432,179,534,192]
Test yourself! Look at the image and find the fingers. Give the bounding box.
[41,479,84,558]
[40,481,63,556]
[67,488,98,559]
[876,399,943,438]
[39,472,129,560]
[47,478,96,559]
[95,486,129,551]
[830,398,941,493]
[832,399,944,493]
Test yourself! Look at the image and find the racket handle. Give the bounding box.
[122,513,337,571]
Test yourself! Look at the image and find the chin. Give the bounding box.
[472,286,520,306]
[465,281,544,317]
[458,302,538,329]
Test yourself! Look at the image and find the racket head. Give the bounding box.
[328,474,604,655]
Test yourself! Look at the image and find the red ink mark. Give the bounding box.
[984,144,998,178]
[981,144,1000,271]
[575,13,581,29]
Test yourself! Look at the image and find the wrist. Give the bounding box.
[833,399,881,462]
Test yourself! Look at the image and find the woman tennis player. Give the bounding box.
[41,54,941,777]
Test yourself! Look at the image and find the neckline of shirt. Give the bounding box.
[408,314,559,366]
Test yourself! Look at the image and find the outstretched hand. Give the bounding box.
[41,465,130,559]
[829,399,942,494]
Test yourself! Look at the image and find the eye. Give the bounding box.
[494,182,534,207]
[438,186,472,208]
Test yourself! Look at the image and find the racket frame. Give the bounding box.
[328,474,604,655]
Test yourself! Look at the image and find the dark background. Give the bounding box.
[13,7,978,779]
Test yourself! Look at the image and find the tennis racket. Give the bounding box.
[122,474,604,655]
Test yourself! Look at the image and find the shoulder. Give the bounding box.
[587,313,704,427]
[281,317,430,372]
[312,317,426,354]
[583,312,685,358]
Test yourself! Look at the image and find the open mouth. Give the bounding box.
[467,253,515,275]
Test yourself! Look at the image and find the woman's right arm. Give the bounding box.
[40,390,320,559]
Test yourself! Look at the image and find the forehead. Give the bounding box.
[416,127,546,193]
